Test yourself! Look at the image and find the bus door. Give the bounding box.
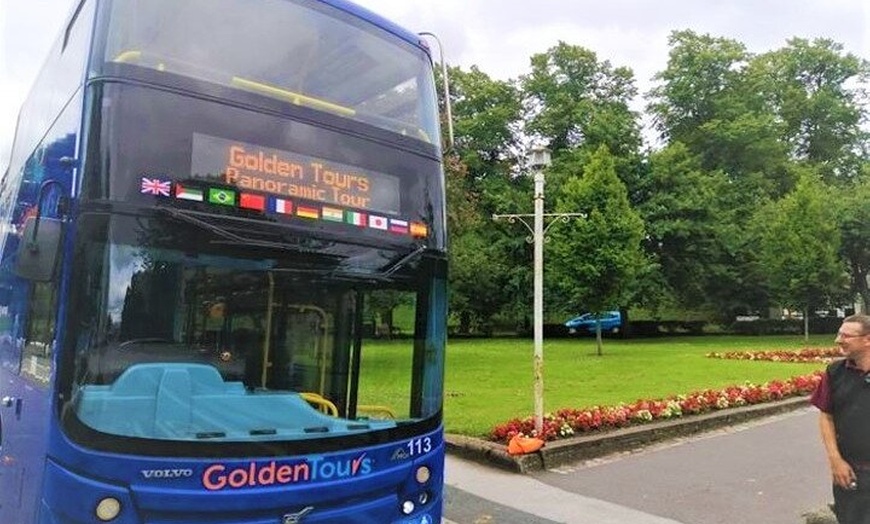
[0,252,59,521]
[262,283,353,417]
[269,305,330,393]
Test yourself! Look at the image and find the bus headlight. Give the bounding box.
[401,500,415,515]
[95,497,121,521]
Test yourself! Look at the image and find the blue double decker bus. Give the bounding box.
[0,1,447,522]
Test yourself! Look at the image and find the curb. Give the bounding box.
[445,395,812,474]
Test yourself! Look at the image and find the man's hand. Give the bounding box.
[829,456,857,489]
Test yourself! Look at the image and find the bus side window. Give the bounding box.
[20,281,57,386]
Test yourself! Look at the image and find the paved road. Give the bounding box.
[443,407,831,524]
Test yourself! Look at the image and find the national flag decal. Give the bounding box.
[175,184,204,202]
[208,188,236,206]
[240,193,266,211]
[345,211,366,227]
[271,197,292,214]
[389,219,409,234]
[140,177,171,197]
[369,215,388,230]
[297,205,319,219]
[410,222,428,238]
[322,207,344,222]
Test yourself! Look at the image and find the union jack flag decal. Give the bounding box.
[140,177,171,197]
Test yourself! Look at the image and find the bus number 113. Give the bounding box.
[407,437,432,456]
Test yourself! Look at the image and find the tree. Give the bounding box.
[446,65,523,177]
[443,153,515,334]
[521,42,644,193]
[367,290,412,337]
[548,146,647,355]
[648,31,749,146]
[838,173,870,312]
[645,30,799,318]
[637,143,731,312]
[750,38,870,179]
[648,30,792,192]
[752,172,847,340]
[441,67,528,332]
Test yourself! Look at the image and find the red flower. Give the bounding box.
[489,370,826,444]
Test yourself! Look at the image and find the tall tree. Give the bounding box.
[442,67,527,333]
[645,30,799,319]
[750,38,870,179]
[521,42,643,192]
[638,143,733,313]
[443,153,517,334]
[648,31,748,146]
[446,65,523,179]
[647,30,790,196]
[838,172,870,312]
[752,173,847,339]
[548,146,646,355]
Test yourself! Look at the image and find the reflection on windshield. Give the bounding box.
[71,237,426,443]
[102,0,440,142]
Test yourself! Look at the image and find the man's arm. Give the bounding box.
[819,411,855,488]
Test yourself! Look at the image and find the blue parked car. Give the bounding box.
[565,311,623,334]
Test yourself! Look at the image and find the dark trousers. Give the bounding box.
[833,483,870,524]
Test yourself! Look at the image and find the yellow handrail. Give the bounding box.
[112,50,142,63]
[357,404,396,419]
[299,392,338,417]
[231,77,355,117]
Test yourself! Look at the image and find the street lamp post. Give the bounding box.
[493,146,584,435]
[530,147,549,436]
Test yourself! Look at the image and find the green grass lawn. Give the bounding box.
[440,335,832,437]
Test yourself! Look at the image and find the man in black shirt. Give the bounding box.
[811,314,870,524]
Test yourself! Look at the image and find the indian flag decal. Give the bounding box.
[322,207,344,222]
[345,211,366,226]
[175,184,204,202]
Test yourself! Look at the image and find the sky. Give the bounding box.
[1,0,868,173]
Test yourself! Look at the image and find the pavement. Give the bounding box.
[441,399,836,524]
[444,455,683,524]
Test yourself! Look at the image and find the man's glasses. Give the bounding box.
[838,332,867,339]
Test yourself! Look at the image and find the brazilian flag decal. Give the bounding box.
[208,188,236,206]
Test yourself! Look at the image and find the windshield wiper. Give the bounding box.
[380,245,427,278]
[160,208,258,244]
[159,207,340,255]
[329,245,428,282]
[161,207,429,280]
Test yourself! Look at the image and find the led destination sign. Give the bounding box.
[191,134,401,214]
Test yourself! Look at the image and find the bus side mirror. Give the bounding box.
[14,217,63,282]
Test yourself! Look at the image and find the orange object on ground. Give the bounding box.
[507,435,545,455]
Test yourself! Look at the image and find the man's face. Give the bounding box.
[836,321,870,359]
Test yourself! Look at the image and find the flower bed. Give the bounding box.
[706,347,841,363]
[489,372,823,443]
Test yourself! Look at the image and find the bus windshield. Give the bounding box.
[67,212,444,446]
[101,0,440,143]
